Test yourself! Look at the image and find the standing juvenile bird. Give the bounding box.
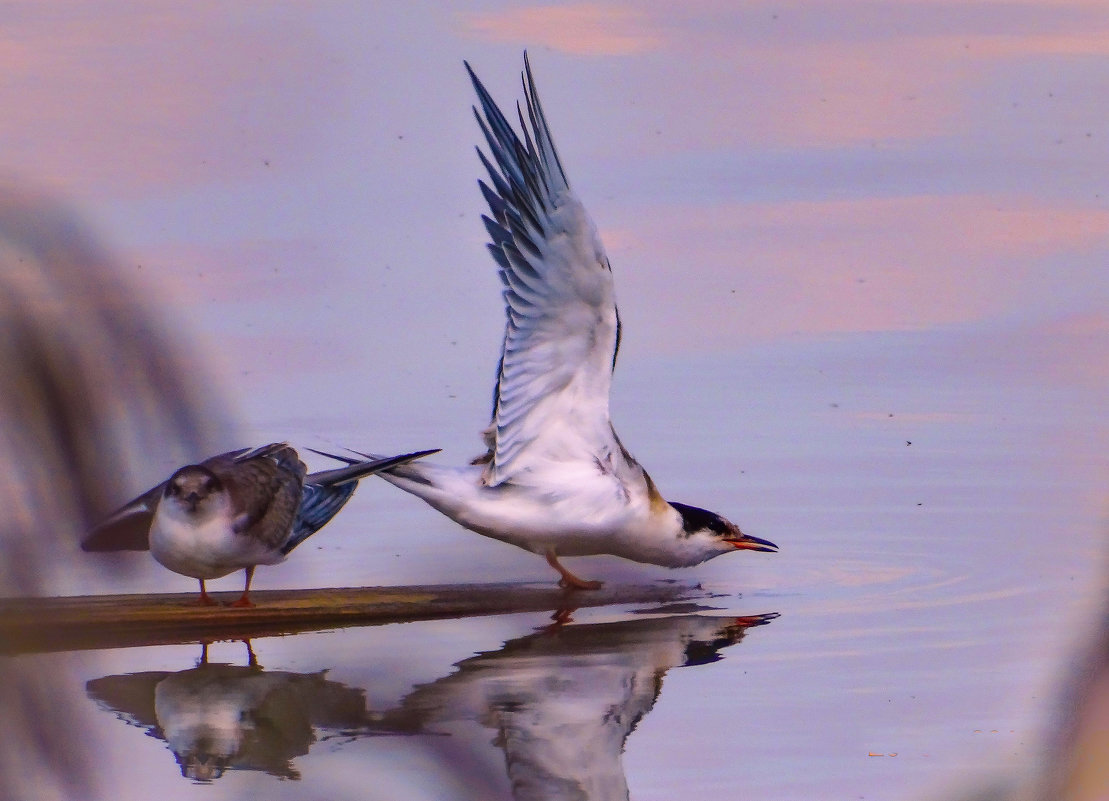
[83,443,438,605]
[332,56,776,590]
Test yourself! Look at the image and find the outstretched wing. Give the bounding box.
[468,55,622,487]
[86,672,170,734]
[80,482,165,551]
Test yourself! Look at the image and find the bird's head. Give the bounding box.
[682,612,781,666]
[165,466,224,515]
[176,748,229,782]
[669,501,777,562]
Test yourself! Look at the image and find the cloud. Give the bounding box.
[0,2,346,195]
[602,193,1109,347]
[669,29,1109,149]
[478,1,1109,150]
[965,30,1109,57]
[132,237,343,302]
[460,4,660,56]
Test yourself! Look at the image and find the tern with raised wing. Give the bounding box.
[333,56,776,589]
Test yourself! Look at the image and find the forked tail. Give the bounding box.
[282,448,439,554]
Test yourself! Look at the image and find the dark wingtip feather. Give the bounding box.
[306,448,440,478]
[479,180,509,219]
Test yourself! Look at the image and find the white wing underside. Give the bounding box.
[469,57,623,488]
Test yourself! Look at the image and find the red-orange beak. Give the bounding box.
[724,532,778,552]
[732,612,780,628]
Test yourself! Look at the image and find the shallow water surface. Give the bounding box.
[13,330,1104,800]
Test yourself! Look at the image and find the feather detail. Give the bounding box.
[466,56,621,487]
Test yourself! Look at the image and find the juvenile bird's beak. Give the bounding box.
[724,532,778,552]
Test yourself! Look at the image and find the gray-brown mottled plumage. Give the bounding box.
[86,443,438,605]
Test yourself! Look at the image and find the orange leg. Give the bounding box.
[230,566,256,608]
[551,608,575,625]
[536,607,577,634]
[196,579,217,606]
[545,549,602,590]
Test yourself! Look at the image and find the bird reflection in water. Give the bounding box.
[86,642,370,782]
[371,611,778,800]
[83,612,775,794]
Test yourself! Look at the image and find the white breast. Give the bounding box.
[150,496,284,580]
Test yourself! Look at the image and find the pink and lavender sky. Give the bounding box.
[0,1,1105,457]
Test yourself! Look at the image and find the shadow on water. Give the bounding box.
[83,612,777,797]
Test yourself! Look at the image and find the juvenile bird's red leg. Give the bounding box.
[196,579,216,606]
[230,566,256,608]
[545,549,603,590]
